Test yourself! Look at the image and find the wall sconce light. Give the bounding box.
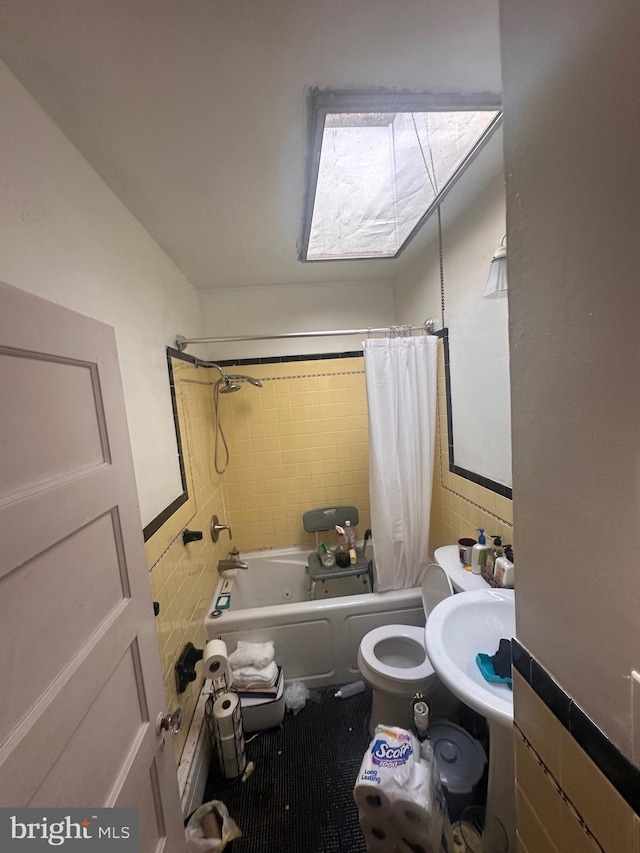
[483,234,508,298]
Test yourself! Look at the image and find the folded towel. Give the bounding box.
[491,639,512,678]
[228,640,275,670]
[232,676,279,691]
[231,661,279,688]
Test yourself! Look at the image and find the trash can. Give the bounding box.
[428,721,487,819]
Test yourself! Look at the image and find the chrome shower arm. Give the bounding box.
[193,358,228,380]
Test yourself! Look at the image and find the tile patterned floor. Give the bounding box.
[202,685,372,853]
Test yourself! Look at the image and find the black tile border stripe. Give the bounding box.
[143,347,193,542]
[450,463,513,499]
[512,638,640,815]
[437,329,513,500]
[511,638,531,682]
[142,348,366,542]
[530,659,572,729]
[216,350,364,367]
[143,492,188,542]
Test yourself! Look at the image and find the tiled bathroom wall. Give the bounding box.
[220,355,371,551]
[512,669,640,851]
[143,353,371,761]
[144,358,230,761]
[428,339,514,556]
[222,345,507,558]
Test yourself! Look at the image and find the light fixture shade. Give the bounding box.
[483,257,508,298]
[483,235,508,298]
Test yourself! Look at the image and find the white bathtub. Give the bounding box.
[204,545,425,687]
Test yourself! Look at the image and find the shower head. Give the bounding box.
[216,378,241,393]
[227,373,263,388]
[210,368,263,475]
[194,359,262,388]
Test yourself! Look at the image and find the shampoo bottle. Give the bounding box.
[471,528,490,575]
[486,535,503,576]
[495,545,514,588]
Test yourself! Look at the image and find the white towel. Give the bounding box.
[231,661,279,688]
[228,640,275,670]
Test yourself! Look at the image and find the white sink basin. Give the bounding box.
[425,588,515,727]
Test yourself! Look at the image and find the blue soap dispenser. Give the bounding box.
[471,528,490,575]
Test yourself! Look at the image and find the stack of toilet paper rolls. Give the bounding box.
[353,725,446,853]
[204,639,247,779]
[212,690,246,779]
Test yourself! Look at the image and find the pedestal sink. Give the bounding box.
[425,589,516,850]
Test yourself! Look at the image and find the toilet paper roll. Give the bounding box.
[358,811,399,851]
[203,639,229,683]
[218,732,241,762]
[394,797,431,831]
[222,751,246,780]
[214,726,246,780]
[353,784,393,819]
[413,701,430,737]
[395,799,443,853]
[363,843,389,853]
[397,833,438,853]
[212,690,241,739]
[393,758,436,815]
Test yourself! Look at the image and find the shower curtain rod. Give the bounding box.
[175,320,435,351]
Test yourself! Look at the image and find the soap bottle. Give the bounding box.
[471,528,490,575]
[495,545,514,588]
[334,526,351,568]
[486,535,503,576]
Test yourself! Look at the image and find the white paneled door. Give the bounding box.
[0,281,185,851]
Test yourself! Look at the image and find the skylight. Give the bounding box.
[300,91,502,262]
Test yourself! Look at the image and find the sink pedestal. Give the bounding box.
[487,720,515,851]
[423,586,517,850]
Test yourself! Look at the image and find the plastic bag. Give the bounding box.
[185,800,242,852]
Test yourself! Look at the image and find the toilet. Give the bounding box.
[357,563,457,734]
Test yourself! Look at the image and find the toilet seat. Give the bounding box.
[358,624,435,690]
[357,566,455,731]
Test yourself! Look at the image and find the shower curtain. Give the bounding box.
[363,335,438,592]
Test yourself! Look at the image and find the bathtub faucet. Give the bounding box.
[218,547,248,572]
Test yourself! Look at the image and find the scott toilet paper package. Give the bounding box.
[353,725,449,853]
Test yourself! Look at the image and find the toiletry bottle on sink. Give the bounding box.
[495,545,514,587]
[486,535,503,576]
[471,528,490,575]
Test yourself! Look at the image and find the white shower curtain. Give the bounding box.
[363,335,438,592]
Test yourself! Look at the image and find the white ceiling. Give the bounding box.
[0,0,503,290]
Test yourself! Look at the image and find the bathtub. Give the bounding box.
[204,545,425,687]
